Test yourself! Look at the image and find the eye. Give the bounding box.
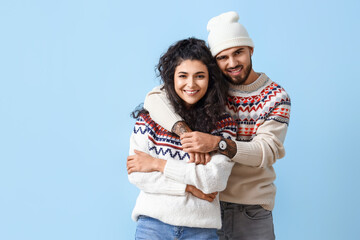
[216,56,226,61]
[196,75,205,79]
[234,50,243,55]
[178,74,187,78]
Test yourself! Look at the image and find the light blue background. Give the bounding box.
[1,0,359,239]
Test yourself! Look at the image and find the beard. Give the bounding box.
[224,58,252,86]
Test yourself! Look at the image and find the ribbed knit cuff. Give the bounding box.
[166,181,187,195]
[233,141,262,167]
[164,159,187,183]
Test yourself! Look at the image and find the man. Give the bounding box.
[143,11,291,239]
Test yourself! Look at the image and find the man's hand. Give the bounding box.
[127,150,166,174]
[185,185,218,202]
[181,132,221,153]
[188,152,211,165]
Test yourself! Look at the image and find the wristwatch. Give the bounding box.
[218,138,227,151]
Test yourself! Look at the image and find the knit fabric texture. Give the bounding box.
[143,72,291,211]
[128,113,237,229]
[220,73,291,210]
[207,11,254,56]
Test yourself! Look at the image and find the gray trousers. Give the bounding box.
[217,202,275,240]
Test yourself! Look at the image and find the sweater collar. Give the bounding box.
[228,73,269,92]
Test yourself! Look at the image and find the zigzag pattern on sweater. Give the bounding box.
[226,80,291,141]
[148,145,189,161]
[133,122,147,134]
[210,115,238,138]
[227,82,289,108]
[134,116,187,160]
[134,113,237,161]
[138,113,182,148]
[227,82,290,124]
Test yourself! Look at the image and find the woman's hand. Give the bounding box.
[185,185,218,202]
[127,150,166,174]
[188,152,211,165]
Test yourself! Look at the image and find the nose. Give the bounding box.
[228,57,238,68]
[187,77,196,88]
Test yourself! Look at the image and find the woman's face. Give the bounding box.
[174,59,209,108]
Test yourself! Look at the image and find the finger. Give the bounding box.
[210,192,218,199]
[134,149,144,155]
[194,154,200,165]
[127,157,136,165]
[182,145,197,153]
[180,138,192,145]
[128,164,139,173]
[188,153,195,163]
[197,153,204,164]
[180,133,193,140]
[205,195,214,202]
[207,194,215,200]
[205,153,211,165]
[181,142,194,150]
[199,153,205,164]
[127,161,134,169]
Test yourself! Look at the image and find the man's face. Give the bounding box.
[215,46,253,85]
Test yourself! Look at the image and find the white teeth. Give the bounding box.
[184,90,198,94]
[229,67,242,73]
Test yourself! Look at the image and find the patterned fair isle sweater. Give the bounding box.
[128,113,237,229]
[144,73,291,210]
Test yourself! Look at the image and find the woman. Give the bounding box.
[127,38,237,239]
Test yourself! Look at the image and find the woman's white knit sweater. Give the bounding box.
[128,113,237,229]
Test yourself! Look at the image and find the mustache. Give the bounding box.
[227,65,242,70]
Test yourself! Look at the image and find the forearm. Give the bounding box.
[171,121,192,136]
[128,171,186,195]
[128,123,186,195]
[217,138,237,159]
[232,120,288,167]
[163,154,234,194]
[129,158,208,197]
[144,87,183,132]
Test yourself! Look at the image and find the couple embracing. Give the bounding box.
[126,11,291,240]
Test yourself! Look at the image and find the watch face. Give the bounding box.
[219,140,227,150]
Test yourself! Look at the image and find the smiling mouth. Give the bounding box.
[184,90,199,96]
[227,66,243,75]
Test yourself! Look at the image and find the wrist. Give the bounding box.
[185,185,193,192]
[217,138,237,159]
[213,136,222,151]
[155,158,166,172]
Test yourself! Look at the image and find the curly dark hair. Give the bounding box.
[133,38,228,133]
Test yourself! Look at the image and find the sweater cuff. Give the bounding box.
[163,159,187,183]
[233,141,262,167]
[167,181,187,195]
[164,115,183,132]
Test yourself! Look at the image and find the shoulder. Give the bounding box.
[135,112,159,131]
[135,112,177,138]
[262,80,291,124]
[264,80,291,104]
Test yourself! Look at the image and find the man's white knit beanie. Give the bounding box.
[207,11,254,57]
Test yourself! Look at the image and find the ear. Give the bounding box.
[249,47,254,56]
